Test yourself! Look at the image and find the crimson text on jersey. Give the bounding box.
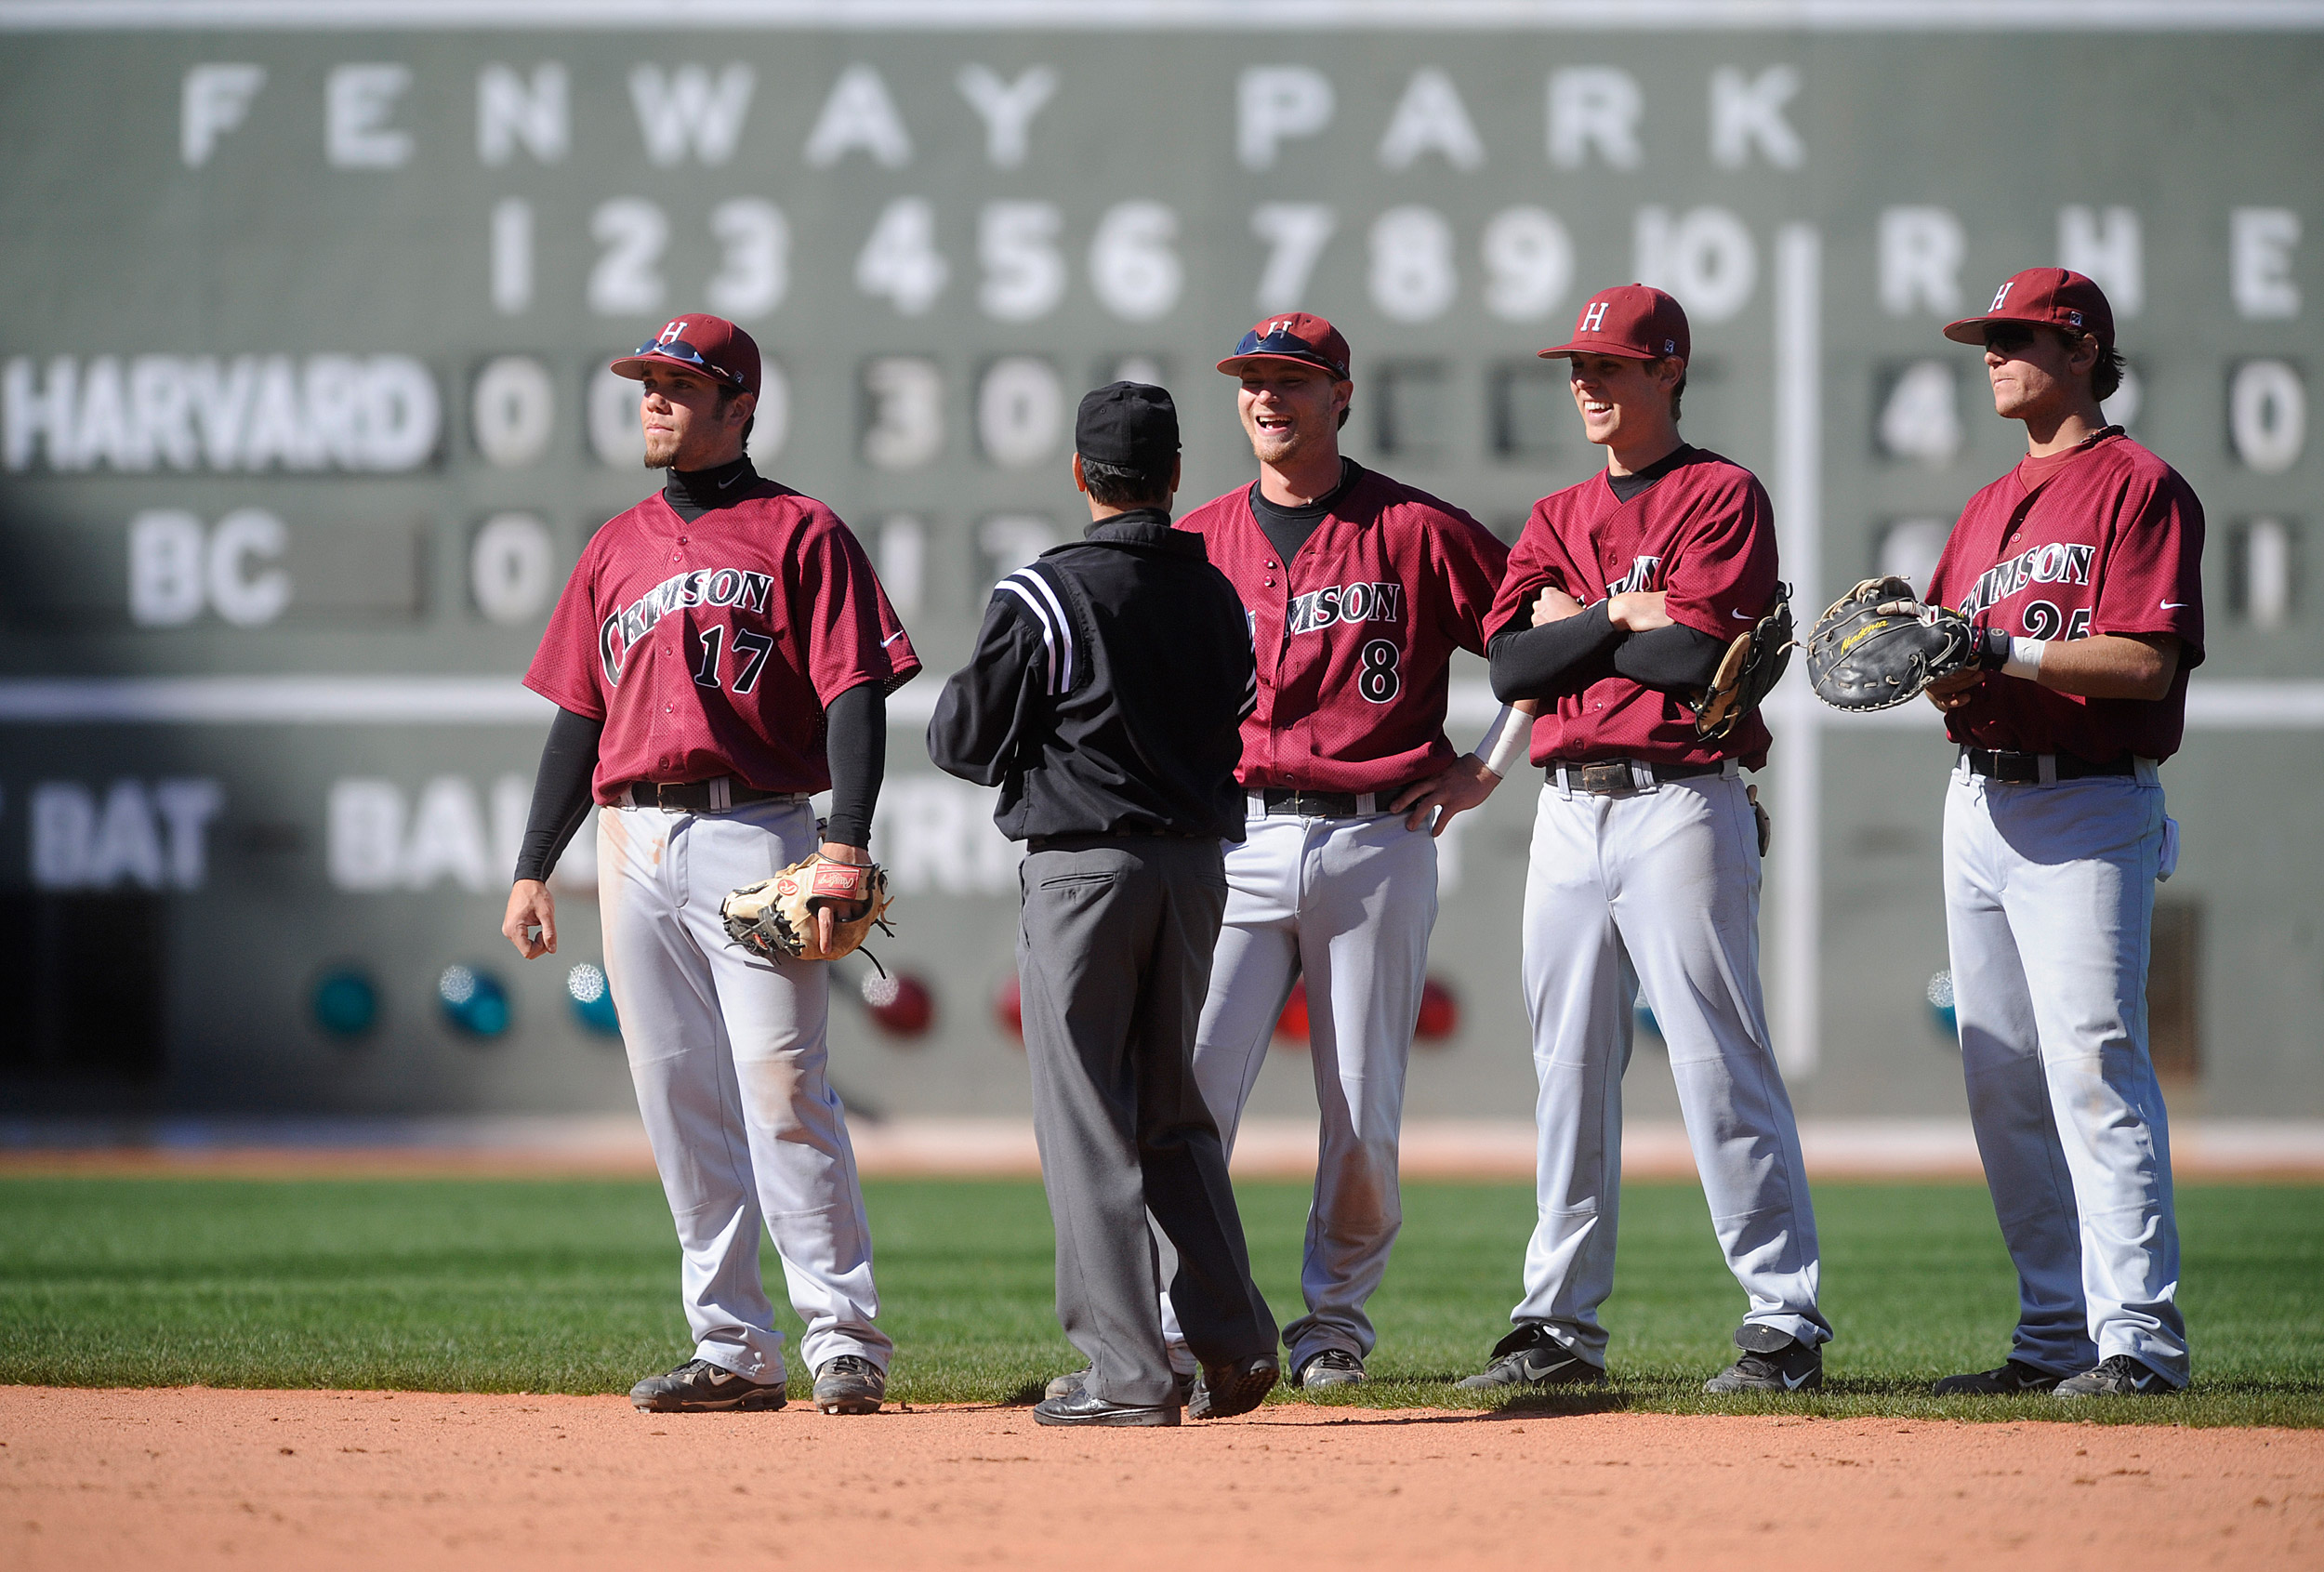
[1176,469,1508,796]
[1486,449,1779,770]
[526,486,918,799]
[1924,432,2203,762]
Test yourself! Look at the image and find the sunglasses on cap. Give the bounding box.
[1229,326,1347,380]
[631,337,746,388]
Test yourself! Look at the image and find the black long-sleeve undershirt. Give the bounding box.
[1489,604,1726,705]
[512,707,602,884]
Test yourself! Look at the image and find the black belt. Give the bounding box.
[1548,758,1729,796]
[1254,786,1380,817]
[616,778,809,813]
[1961,748,2135,784]
[1025,828,1211,853]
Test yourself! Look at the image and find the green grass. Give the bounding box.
[1,1176,2317,1426]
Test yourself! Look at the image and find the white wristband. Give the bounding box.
[2001,637,2046,682]
[1474,705,1532,777]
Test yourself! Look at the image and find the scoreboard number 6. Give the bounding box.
[1357,639,1403,704]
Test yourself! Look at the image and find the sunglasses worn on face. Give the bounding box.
[634,337,745,387]
[1982,324,2044,357]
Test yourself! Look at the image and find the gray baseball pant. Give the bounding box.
[1157,812,1436,1372]
[1944,760,2187,1386]
[1512,770,1829,1366]
[1017,835,1279,1408]
[599,798,891,1384]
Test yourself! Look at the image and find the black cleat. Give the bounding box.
[628,1358,787,1413]
[1705,1328,1822,1394]
[812,1354,886,1414]
[1188,1354,1279,1420]
[1458,1324,1608,1391]
[1294,1349,1367,1389]
[1033,1390,1180,1427]
[1931,1359,2064,1396]
[2053,1355,2178,1397]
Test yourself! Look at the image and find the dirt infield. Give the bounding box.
[3,1387,2317,1570]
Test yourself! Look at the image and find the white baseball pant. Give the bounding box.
[599,797,891,1383]
[1158,811,1437,1371]
[1511,768,1829,1367]
[1943,759,2187,1386]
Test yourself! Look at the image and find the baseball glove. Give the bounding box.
[721,854,894,968]
[1690,584,1795,740]
[1806,577,1981,712]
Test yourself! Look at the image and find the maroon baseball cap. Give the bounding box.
[610,314,761,396]
[1538,284,1690,363]
[1217,312,1352,381]
[1945,269,2115,350]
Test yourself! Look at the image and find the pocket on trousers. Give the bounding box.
[1037,870,1120,891]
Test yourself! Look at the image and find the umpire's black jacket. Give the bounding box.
[927,509,1255,842]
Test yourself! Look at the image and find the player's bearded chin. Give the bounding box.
[642,428,679,469]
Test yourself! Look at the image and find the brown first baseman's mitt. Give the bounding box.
[721,854,894,967]
[1691,583,1795,739]
[1805,575,1994,712]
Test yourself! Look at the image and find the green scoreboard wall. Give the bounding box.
[1,2,2318,1119]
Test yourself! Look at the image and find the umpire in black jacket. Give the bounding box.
[928,383,1280,1427]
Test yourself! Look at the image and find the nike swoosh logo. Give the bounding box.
[1732,610,1754,619]
[882,630,908,646]
[2131,1369,2161,1391]
[1783,1368,1814,1391]
[717,472,747,490]
[2160,601,2188,609]
[1516,1353,1572,1381]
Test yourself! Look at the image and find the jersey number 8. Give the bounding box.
[1357,639,1403,704]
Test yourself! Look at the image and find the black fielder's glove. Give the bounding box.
[1805,577,2004,712]
[1690,584,1795,740]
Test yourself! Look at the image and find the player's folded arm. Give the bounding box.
[1611,621,1725,694]
[1486,601,1625,705]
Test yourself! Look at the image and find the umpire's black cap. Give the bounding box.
[1075,382,1179,467]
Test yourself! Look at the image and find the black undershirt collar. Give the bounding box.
[1604,443,1696,504]
[1248,457,1363,566]
[662,454,759,522]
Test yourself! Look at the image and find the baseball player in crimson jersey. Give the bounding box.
[500,314,919,1416]
[1919,270,2200,1398]
[1470,284,1831,1394]
[1158,313,1526,1390]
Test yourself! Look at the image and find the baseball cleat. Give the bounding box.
[1931,1359,2064,1396]
[1188,1354,1280,1420]
[812,1354,887,1414]
[1294,1349,1367,1389]
[1458,1325,1608,1392]
[2053,1355,2177,1397]
[1033,1391,1181,1427]
[1704,1328,1822,1394]
[1046,1367,1196,1405]
[628,1358,787,1413]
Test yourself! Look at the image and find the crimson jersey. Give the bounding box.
[1176,470,1511,795]
[1924,431,2204,763]
[526,483,920,801]
[1486,449,1779,769]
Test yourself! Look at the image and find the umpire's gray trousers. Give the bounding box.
[1018,835,1279,1408]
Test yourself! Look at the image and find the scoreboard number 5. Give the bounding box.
[1357,639,1402,704]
